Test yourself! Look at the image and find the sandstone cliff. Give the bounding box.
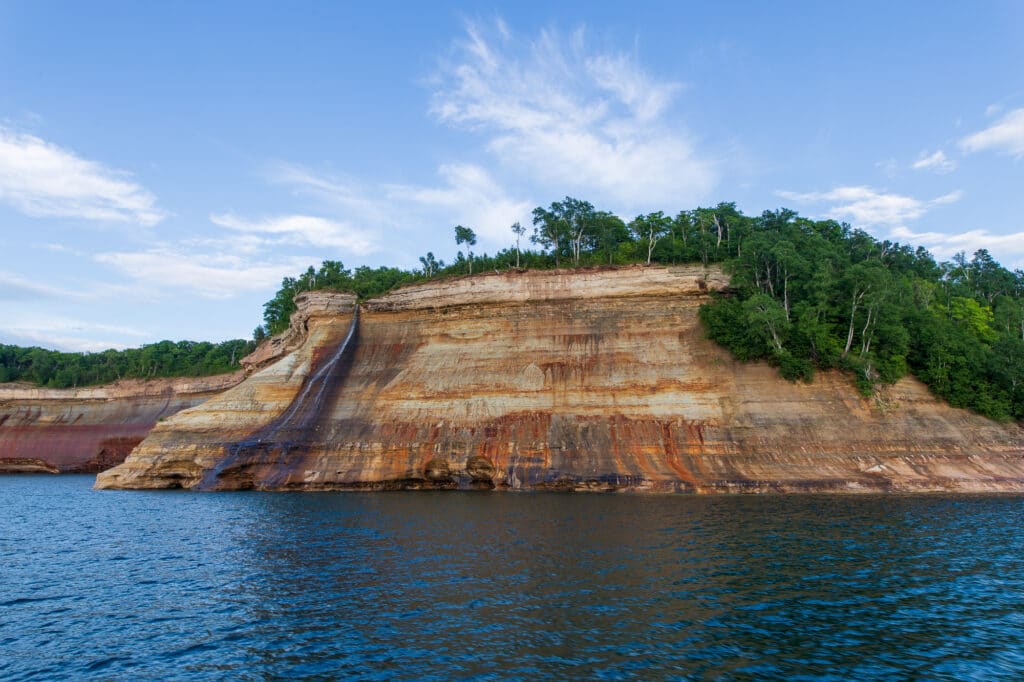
[96,265,1024,492]
[0,373,244,473]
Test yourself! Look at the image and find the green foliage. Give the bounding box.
[0,338,255,388]
[252,197,1022,423]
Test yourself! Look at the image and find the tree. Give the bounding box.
[511,222,526,268]
[531,197,595,267]
[744,293,790,354]
[629,211,671,265]
[454,225,477,274]
[591,212,629,264]
[419,252,441,277]
[558,197,596,267]
[531,206,567,267]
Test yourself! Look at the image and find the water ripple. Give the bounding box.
[3,477,1024,679]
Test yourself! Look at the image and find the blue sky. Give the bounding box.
[2,1,1023,351]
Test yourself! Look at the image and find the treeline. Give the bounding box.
[260,197,1024,421]
[0,339,256,388]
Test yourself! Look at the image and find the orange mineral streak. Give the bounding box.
[0,373,243,473]
[95,265,1024,493]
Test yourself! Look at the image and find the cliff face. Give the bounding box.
[96,265,1024,492]
[0,373,243,473]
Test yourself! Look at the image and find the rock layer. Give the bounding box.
[96,265,1024,492]
[0,373,243,473]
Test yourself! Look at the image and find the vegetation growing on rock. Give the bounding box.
[3,196,1021,422]
[259,198,1024,421]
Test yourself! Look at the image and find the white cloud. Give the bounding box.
[889,226,1024,266]
[875,158,899,178]
[430,21,716,208]
[959,108,1024,157]
[0,315,149,352]
[777,186,962,227]
[911,149,957,174]
[386,163,534,243]
[271,161,533,248]
[210,213,379,253]
[0,271,93,301]
[0,127,164,225]
[95,245,312,299]
[0,269,137,302]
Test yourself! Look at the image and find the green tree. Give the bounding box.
[511,222,526,268]
[629,211,671,265]
[454,225,477,274]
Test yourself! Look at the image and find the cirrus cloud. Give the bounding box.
[430,21,717,208]
[911,149,957,174]
[959,108,1024,158]
[0,127,165,225]
[777,186,962,227]
[210,213,379,253]
[95,245,312,299]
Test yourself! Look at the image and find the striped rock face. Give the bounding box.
[96,265,1024,493]
[0,373,243,474]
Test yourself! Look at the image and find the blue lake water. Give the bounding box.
[3,475,1024,680]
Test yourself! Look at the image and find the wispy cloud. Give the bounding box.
[0,269,136,302]
[911,149,957,174]
[0,271,93,301]
[95,244,312,299]
[889,226,1024,266]
[0,315,149,352]
[875,158,899,178]
[430,21,716,208]
[270,161,533,247]
[777,186,962,227]
[210,213,379,253]
[959,108,1024,157]
[0,127,165,225]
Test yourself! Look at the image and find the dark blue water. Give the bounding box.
[3,476,1024,680]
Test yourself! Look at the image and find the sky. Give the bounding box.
[1,1,1023,352]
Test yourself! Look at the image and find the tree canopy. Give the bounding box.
[257,198,1024,422]
[7,195,1020,422]
[0,338,255,388]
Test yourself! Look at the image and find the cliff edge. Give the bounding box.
[96,265,1024,492]
[0,373,242,473]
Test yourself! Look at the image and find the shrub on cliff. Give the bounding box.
[256,199,1023,421]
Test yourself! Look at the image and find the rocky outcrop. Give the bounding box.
[96,265,1024,492]
[241,290,357,374]
[0,373,243,473]
[0,457,60,474]
[1,292,353,475]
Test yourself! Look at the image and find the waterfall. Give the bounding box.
[267,304,360,437]
[198,305,360,488]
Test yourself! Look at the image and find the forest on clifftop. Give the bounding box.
[4,197,1023,422]
[260,199,1024,422]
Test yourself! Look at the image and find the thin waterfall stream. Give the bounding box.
[198,305,360,489]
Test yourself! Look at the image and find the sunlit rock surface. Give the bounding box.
[0,374,243,473]
[96,265,1024,492]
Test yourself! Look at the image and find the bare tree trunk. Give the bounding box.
[783,271,791,321]
[843,291,865,357]
[860,307,874,356]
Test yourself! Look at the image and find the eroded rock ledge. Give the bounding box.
[96,265,1024,493]
[0,373,244,473]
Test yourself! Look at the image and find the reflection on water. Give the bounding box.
[3,476,1024,679]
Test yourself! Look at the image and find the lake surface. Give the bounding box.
[3,476,1024,680]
